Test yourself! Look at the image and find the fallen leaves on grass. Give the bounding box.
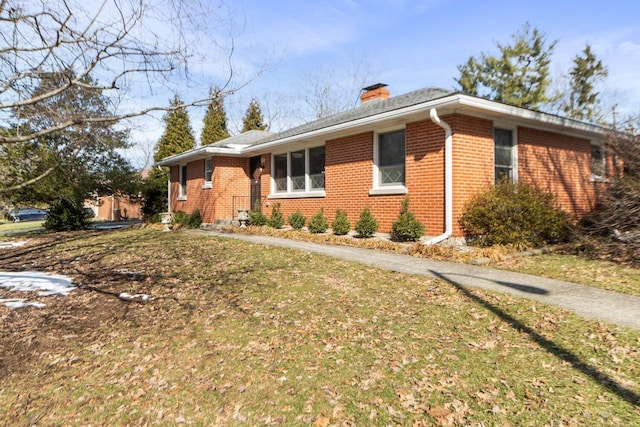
[1,229,639,426]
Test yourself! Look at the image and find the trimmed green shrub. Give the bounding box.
[267,203,285,229]
[308,208,328,234]
[355,206,378,238]
[392,197,424,242]
[331,209,351,235]
[459,179,571,247]
[172,210,189,225]
[288,210,306,230]
[248,200,267,226]
[172,209,202,228]
[44,198,92,231]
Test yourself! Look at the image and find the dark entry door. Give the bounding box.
[250,156,263,209]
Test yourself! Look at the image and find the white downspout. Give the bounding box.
[425,108,453,245]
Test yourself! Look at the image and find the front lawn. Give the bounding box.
[0,229,638,425]
[0,220,45,236]
[496,254,640,297]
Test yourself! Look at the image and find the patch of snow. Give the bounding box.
[0,298,46,308]
[0,240,29,249]
[0,271,75,308]
[119,292,149,302]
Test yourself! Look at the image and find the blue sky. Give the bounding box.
[127,0,640,167]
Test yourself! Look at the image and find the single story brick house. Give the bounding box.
[157,84,611,243]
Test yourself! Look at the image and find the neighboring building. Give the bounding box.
[157,84,612,241]
[85,170,148,221]
[86,195,142,221]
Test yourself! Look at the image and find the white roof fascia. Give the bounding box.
[204,146,244,156]
[155,146,244,166]
[455,95,608,139]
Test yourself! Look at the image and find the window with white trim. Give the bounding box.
[309,146,325,190]
[271,146,325,196]
[274,153,288,192]
[378,129,405,185]
[203,158,213,189]
[291,150,305,191]
[494,128,514,181]
[179,165,187,199]
[591,143,606,179]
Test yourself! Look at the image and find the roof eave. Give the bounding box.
[155,146,243,166]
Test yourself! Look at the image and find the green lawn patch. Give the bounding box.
[0,220,45,236]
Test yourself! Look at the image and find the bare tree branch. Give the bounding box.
[0,164,56,193]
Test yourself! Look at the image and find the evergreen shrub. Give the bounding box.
[459,179,571,247]
[267,203,285,229]
[308,208,328,234]
[392,197,424,242]
[172,209,202,229]
[248,200,267,226]
[288,210,306,229]
[355,207,378,238]
[331,209,351,235]
[44,198,92,231]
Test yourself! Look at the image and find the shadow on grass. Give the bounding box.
[430,270,640,407]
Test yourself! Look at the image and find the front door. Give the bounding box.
[250,156,263,210]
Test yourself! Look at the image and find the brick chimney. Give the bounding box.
[360,83,389,103]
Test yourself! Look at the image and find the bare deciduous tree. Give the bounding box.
[0,0,267,192]
[0,0,233,144]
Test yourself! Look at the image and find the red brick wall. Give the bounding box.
[213,156,250,221]
[168,114,601,235]
[260,122,451,235]
[517,127,597,218]
[95,196,142,220]
[170,158,249,223]
[448,114,495,235]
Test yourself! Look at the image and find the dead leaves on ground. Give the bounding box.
[1,230,639,425]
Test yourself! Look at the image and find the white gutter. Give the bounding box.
[425,108,453,245]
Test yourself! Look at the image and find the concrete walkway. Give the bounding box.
[192,230,640,330]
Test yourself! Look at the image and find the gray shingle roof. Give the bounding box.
[204,129,273,148]
[255,87,456,145]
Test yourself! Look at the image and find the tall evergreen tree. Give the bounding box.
[455,23,557,110]
[241,98,267,132]
[154,94,196,163]
[201,86,230,146]
[563,44,608,122]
